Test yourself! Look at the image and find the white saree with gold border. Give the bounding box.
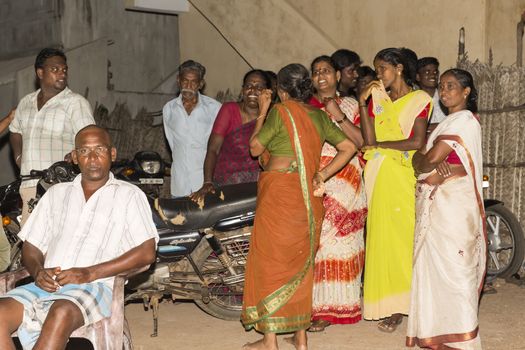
[406,110,486,349]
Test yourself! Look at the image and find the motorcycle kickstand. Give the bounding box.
[148,294,161,337]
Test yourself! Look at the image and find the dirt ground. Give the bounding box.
[126,279,525,350]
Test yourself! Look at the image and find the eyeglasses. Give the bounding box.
[75,146,110,157]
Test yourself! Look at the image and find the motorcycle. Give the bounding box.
[125,182,256,336]
[0,162,80,271]
[0,154,254,337]
[0,176,24,271]
[483,176,525,280]
[111,151,166,199]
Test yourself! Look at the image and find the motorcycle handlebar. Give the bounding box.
[29,169,45,177]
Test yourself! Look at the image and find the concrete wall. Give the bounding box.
[179,0,525,97]
[485,0,525,66]
[0,1,61,60]
[60,0,180,94]
[0,0,181,185]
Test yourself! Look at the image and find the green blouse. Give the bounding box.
[257,106,347,157]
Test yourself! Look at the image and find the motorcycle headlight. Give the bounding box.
[140,160,161,174]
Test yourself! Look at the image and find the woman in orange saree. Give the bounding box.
[241,64,356,350]
[407,69,485,350]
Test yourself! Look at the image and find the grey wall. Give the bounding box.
[0,1,61,60]
[60,0,180,94]
[0,0,180,185]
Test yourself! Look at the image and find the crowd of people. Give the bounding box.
[0,45,485,350]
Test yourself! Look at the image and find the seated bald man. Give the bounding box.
[0,125,158,350]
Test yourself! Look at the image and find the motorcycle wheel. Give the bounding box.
[193,232,250,321]
[486,203,525,279]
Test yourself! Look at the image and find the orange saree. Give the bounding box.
[241,100,325,333]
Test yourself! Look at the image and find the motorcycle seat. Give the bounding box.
[155,182,257,231]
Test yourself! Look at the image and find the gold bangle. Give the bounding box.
[256,114,265,120]
[359,104,367,108]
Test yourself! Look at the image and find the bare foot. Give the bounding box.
[242,335,278,350]
[283,335,295,346]
[283,331,307,350]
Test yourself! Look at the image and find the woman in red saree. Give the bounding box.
[190,70,272,202]
[241,64,356,350]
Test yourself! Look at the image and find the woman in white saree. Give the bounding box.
[407,69,486,350]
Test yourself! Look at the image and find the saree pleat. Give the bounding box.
[407,179,482,349]
[241,100,324,333]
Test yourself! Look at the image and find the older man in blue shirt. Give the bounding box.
[163,60,221,197]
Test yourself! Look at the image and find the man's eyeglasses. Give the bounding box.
[75,146,110,157]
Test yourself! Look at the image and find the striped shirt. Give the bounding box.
[9,87,95,188]
[18,173,159,288]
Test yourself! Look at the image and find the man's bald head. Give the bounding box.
[75,125,112,148]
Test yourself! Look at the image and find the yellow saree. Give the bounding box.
[362,88,432,320]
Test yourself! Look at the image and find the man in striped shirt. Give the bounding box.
[0,125,158,350]
[9,48,95,227]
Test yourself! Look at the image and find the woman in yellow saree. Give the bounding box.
[359,48,432,332]
[241,64,356,350]
[407,69,485,349]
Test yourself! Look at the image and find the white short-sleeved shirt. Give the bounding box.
[18,173,159,287]
[9,87,95,188]
[163,93,221,197]
[430,89,447,124]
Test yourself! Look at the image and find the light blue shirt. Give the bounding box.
[162,92,221,196]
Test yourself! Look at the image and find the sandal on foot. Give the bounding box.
[308,319,331,332]
[377,317,402,333]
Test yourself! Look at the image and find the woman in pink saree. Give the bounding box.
[407,69,486,350]
[190,70,272,202]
